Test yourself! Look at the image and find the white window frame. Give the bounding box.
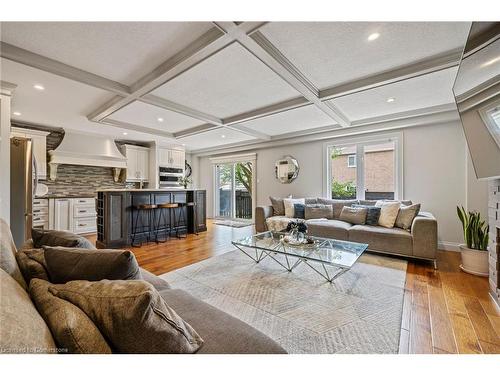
[478,98,500,149]
[347,155,356,168]
[322,132,403,200]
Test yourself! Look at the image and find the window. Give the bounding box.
[479,100,500,149]
[325,134,402,200]
[347,155,356,168]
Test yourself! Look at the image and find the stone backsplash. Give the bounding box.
[16,123,126,196]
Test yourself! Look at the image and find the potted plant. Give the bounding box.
[178,176,192,189]
[456,206,489,277]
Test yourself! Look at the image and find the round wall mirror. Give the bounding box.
[275,155,299,184]
[185,161,192,178]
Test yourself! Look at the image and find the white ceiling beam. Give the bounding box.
[174,124,221,138]
[214,22,351,127]
[98,118,175,138]
[140,94,222,125]
[0,42,131,95]
[319,49,462,101]
[87,26,231,122]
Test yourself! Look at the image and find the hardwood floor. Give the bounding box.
[85,220,500,354]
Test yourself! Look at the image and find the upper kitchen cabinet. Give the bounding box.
[11,127,49,180]
[158,147,185,169]
[121,144,150,182]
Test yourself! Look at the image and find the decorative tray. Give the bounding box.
[280,236,317,248]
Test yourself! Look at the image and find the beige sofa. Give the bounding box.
[256,199,438,268]
[0,219,286,354]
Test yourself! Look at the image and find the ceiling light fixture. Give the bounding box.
[386,97,395,103]
[33,84,45,91]
[481,56,500,68]
[221,134,226,138]
[123,132,128,135]
[367,33,380,41]
[157,117,164,122]
[13,111,21,116]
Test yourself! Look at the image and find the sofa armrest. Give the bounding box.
[255,205,274,233]
[411,212,438,260]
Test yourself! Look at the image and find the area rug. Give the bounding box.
[213,219,253,228]
[160,250,407,354]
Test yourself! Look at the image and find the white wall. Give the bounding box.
[0,88,13,224]
[196,120,488,248]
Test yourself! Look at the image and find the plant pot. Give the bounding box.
[459,245,489,277]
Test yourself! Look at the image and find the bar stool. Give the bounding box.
[155,202,179,242]
[131,203,158,247]
[174,202,188,239]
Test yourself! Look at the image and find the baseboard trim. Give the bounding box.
[438,241,461,252]
[489,292,500,313]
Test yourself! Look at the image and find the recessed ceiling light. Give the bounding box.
[367,33,380,41]
[181,143,186,146]
[157,117,164,122]
[13,111,21,116]
[123,132,128,135]
[481,56,500,68]
[221,134,226,138]
[386,97,395,103]
[33,84,45,91]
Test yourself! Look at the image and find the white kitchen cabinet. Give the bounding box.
[158,147,185,169]
[11,127,49,180]
[121,144,150,182]
[49,197,96,234]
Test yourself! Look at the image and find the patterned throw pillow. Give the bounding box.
[317,198,358,219]
[293,204,306,219]
[304,204,334,220]
[339,206,368,225]
[269,195,292,216]
[352,204,381,226]
[395,203,421,230]
[283,198,305,218]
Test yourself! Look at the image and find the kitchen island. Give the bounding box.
[96,189,206,249]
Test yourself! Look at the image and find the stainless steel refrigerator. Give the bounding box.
[10,137,38,248]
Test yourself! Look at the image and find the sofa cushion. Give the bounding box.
[306,219,353,241]
[159,289,286,354]
[269,196,291,216]
[395,203,421,230]
[43,246,142,284]
[293,203,306,219]
[375,201,401,228]
[0,219,27,290]
[140,268,171,292]
[317,198,358,219]
[29,279,112,354]
[16,248,50,284]
[348,225,413,256]
[304,197,318,204]
[339,206,368,225]
[0,269,56,353]
[266,216,304,233]
[352,204,381,226]
[305,204,334,220]
[32,228,96,250]
[283,198,305,218]
[49,279,204,354]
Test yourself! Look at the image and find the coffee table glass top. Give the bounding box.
[232,231,368,269]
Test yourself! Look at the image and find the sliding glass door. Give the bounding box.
[215,162,253,220]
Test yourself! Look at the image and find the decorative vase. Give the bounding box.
[459,245,489,277]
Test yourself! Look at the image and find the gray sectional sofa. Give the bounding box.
[256,198,438,267]
[0,219,286,354]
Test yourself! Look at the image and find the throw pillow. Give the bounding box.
[304,204,334,220]
[375,201,401,228]
[43,247,142,284]
[293,203,306,219]
[352,204,381,226]
[395,203,421,230]
[283,198,305,218]
[339,206,368,225]
[269,195,292,216]
[49,279,204,353]
[15,248,49,283]
[317,198,358,219]
[32,228,96,250]
[29,279,112,354]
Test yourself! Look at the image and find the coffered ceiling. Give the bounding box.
[0,21,472,151]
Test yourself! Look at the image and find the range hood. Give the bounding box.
[48,131,127,181]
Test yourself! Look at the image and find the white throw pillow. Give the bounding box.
[375,201,401,228]
[283,198,305,218]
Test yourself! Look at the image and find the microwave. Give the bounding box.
[159,167,184,188]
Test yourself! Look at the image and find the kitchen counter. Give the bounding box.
[39,194,96,199]
[96,189,207,248]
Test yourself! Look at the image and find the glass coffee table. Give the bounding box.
[232,231,368,282]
